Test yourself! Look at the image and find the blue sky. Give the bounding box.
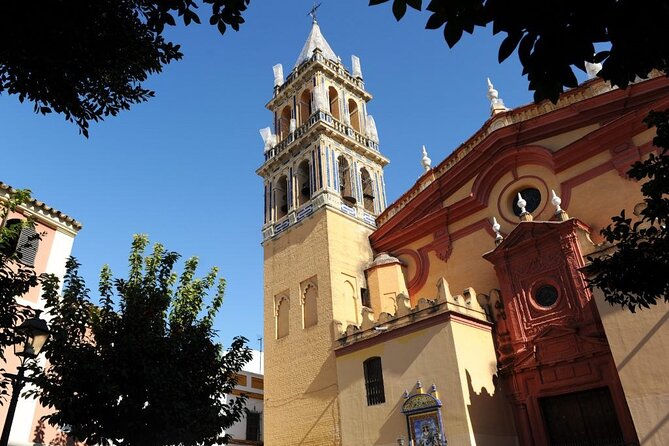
[0,1,587,348]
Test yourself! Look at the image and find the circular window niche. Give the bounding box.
[512,187,542,216]
[534,285,559,308]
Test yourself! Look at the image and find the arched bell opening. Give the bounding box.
[279,106,292,141]
[348,99,361,133]
[328,86,340,121]
[299,89,312,125]
[337,156,356,206]
[296,160,312,207]
[276,175,289,219]
[360,168,375,213]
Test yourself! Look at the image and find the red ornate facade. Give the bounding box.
[484,219,638,445]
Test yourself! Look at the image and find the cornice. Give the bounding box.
[0,182,82,235]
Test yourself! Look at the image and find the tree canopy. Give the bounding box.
[0,0,249,136]
[370,0,669,102]
[29,235,252,445]
[3,1,669,134]
[587,110,669,312]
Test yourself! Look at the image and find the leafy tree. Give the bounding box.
[0,188,39,403]
[369,0,669,103]
[30,235,252,445]
[587,110,669,312]
[0,0,250,136]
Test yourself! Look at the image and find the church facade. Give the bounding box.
[258,20,669,446]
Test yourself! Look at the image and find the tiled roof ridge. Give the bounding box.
[0,181,83,231]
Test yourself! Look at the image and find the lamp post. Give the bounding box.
[0,312,50,446]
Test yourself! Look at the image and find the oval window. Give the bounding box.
[535,285,559,307]
[512,187,541,216]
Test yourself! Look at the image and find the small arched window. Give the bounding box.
[1,219,39,266]
[363,357,385,406]
[360,168,375,213]
[276,175,289,219]
[279,106,292,140]
[302,283,318,328]
[296,160,312,207]
[348,99,360,133]
[328,87,340,121]
[299,89,312,125]
[276,295,290,339]
[337,156,355,205]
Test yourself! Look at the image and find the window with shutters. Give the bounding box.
[363,357,386,406]
[246,411,261,441]
[0,219,39,266]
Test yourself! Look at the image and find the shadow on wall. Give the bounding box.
[617,307,669,373]
[466,369,518,446]
[378,395,407,445]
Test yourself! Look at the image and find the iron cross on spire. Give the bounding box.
[308,2,322,23]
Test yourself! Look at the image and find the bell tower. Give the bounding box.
[257,16,389,446]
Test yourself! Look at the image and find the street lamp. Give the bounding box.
[0,312,50,446]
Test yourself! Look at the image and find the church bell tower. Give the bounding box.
[256,14,389,446]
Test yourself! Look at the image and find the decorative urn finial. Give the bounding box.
[492,217,503,245]
[585,61,603,79]
[487,78,508,115]
[551,189,569,221]
[421,145,432,172]
[430,383,440,399]
[517,192,533,222]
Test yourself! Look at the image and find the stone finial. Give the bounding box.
[585,61,602,79]
[396,293,412,317]
[551,189,562,212]
[273,64,284,87]
[487,78,508,115]
[517,192,533,221]
[492,217,503,245]
[416,381,423,394]
[421,145,432,172]
[402,389,410,399]
[430,383,440,400]
[551,189,569,221]
[361,306,375,330]
[352,55,363,78]
[259,127,276,152]
[289,118,297,133]
[436,277,453,302]
[366,115,379,142]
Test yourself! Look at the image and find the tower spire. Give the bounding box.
[295,5,338,68]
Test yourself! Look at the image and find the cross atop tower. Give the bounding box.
[308,2,321,24]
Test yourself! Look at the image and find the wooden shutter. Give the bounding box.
[16,225,38,266]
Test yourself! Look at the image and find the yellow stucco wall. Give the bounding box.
[336,318,517,446]
[593,289,669,446]
[263,208,374,446]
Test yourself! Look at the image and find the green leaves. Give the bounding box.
[0,0,251,136]
[587,110,669,312]
[372,0,669,104]
[369,0,422,21]
[28,236,252,445]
